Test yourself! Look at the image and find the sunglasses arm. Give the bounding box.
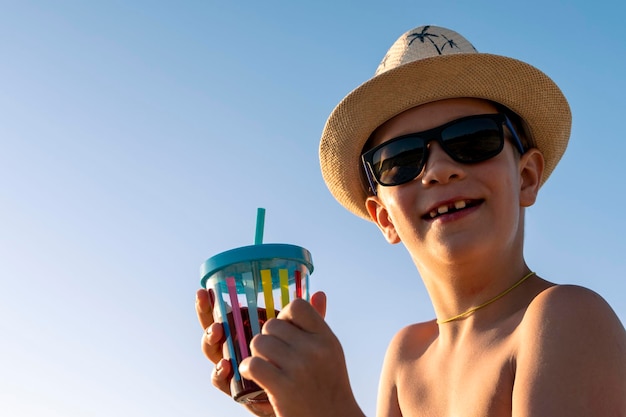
[504,116,526,154]
[361,158,379,196]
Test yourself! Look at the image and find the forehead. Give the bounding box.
[369,98,499,148]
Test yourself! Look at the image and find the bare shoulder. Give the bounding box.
[521,284,625,337]
[377,320,437,417]
[385,320,438,360]
[520,284,626,366]
[514,284,626,416]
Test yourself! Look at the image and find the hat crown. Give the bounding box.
[375,25,478,76]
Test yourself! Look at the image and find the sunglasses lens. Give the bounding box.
[370,137,426,186]
[366,115,507,188]
[441,118,503,162]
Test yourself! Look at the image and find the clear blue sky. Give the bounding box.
[1,1,624,416]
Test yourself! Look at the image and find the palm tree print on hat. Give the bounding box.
[377,26,473,72]
[407,25,462,55]
[440,34,459,52]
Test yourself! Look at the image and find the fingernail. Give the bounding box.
[208,289,215,309]
[238,360,248,375]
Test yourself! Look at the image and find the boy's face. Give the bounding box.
[364,98,543,266]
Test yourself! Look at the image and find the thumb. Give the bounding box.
[310,291,327,319]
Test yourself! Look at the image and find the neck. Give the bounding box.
[416,256,531,327]
[437,271,536,324]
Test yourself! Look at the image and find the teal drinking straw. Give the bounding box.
[255,208,265,245]
[247,208,264,337]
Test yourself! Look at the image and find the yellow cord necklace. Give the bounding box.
[437,271,536,324]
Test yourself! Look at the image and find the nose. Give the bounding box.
[420,141,466,185]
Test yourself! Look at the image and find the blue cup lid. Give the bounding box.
[200,243,313,287]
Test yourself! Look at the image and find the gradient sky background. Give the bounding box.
[1,1,624,416]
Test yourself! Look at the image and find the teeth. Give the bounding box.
[429,200,468,219]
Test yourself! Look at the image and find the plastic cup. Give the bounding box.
[200,243,314,403]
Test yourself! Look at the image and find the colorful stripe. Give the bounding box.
[260,269,275,319]
[279,269,289,308]
[226,277,249,360]
[214,280,241,381]
[295,270,302,299]
[242,271,260,336]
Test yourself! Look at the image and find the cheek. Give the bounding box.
[486,157,524,222]
[377,186,422,242]
[484,147,521,189]
[378,185,417,218]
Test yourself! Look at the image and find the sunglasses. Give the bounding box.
[361,113,525,194]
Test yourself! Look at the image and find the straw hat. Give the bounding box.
[319,25,571,221]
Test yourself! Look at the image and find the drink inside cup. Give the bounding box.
[200,243,314,403]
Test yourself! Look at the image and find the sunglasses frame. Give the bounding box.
[361,113,525,195]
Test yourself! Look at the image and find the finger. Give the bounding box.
[278,298,326,333]
[239,355,285,394]
[211,358,233,396]
[253,317,334,378]
[260,318,302,344]
[253,322,299,364]
[202,322,225,363]
[310,291,327,318]
[196,288,215,330]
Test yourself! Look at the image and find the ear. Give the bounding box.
[519,148,544,207]
[365,196,401,244]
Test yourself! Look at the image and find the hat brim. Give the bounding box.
[319,52,571,221]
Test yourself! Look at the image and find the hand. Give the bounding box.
[196,289,334,416]
[195,288,231,394]
[196,288,277,416]
[239,295,363,417]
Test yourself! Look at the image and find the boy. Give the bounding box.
[196,25,626,416]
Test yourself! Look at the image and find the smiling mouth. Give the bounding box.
[424,199,483,220]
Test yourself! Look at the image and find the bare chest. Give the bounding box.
[395,340,516,417]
